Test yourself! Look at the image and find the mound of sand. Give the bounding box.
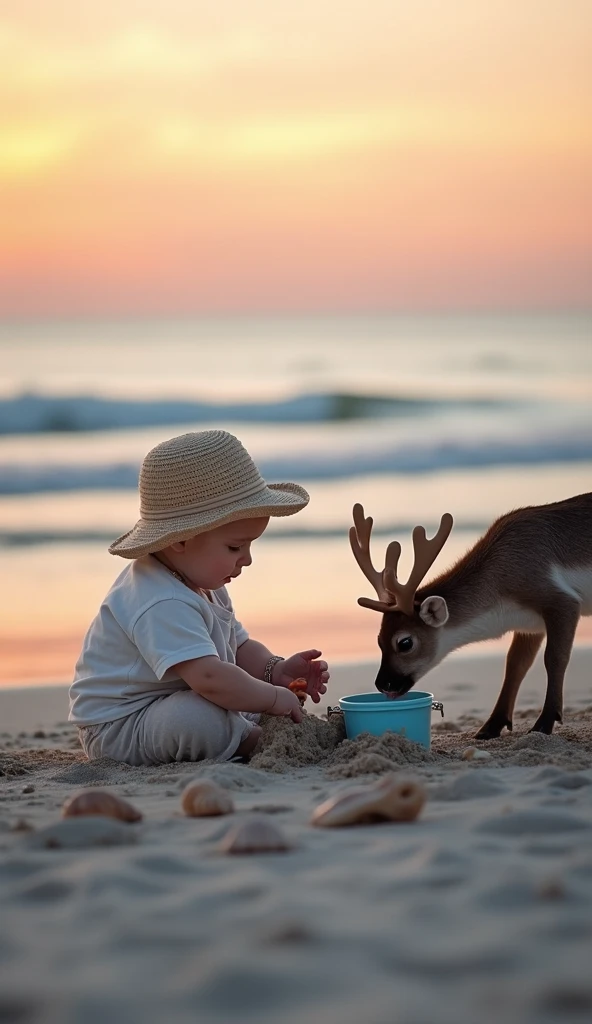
[250,706,592,777]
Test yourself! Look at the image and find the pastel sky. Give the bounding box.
[1,0,591,315]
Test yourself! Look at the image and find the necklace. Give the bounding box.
[153,555,211,599]
[166,567,186,584]
[152,554,186,585]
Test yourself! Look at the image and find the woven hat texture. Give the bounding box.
[109,430,309,558]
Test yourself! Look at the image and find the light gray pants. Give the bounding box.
[79,690,259,766]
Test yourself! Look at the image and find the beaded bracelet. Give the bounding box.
[263,655,284,684]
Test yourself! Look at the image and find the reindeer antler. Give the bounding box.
[384,513,453,615]
[349,503,399,612]
[350,504,453,616]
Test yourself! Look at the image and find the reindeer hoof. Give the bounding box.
[474,717,512,740]
[530,717,557,735]
[530,708,562,735]
[529,721,554,735]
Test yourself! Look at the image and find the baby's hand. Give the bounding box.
[268,687,303,723]
[275,650,329,704]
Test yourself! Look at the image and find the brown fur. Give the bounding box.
[368,493,592,737]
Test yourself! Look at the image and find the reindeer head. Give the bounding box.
[350,503,453,696]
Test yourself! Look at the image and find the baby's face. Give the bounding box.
[171,517,270,591]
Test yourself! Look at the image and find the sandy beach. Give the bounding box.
[1,646,591,1024]
[2,0,591,1015]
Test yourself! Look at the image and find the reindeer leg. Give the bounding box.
[530,600,580,734]
[475,632,544,740]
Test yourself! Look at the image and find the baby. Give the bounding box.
[69,429,329,765]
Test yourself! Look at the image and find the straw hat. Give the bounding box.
[109,430,309,559]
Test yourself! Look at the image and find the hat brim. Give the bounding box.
[109,482,309,558]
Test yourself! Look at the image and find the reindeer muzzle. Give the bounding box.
[375,667,415,698]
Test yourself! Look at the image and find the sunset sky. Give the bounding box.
[1,0,591,315]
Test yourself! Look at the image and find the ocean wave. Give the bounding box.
[1,431,591,495]
[0,390,502,435]
[0,521,490,550]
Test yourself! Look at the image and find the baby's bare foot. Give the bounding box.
[235,725,262,760]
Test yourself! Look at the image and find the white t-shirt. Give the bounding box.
[69,556,249,727]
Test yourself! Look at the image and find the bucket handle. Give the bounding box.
[328,701,444,719]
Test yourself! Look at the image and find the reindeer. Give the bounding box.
[349,494,592,738]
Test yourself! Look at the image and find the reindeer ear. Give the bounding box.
[418,596,449,628]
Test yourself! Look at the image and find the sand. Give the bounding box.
[1,648,592,1024]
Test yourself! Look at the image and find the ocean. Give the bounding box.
[1,311,591,685]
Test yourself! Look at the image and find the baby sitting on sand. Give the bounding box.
[69,430,329,766]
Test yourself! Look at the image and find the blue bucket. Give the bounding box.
[337,691,443,749]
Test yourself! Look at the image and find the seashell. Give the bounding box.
[62,790,142,823]
[311,774,426,828]
[462,746,492,761]
[181,780,234,817]
[220,814,292,854]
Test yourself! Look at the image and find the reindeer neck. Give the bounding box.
[415,548,540,656]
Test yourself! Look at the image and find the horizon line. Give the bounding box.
[1,305,591,327]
